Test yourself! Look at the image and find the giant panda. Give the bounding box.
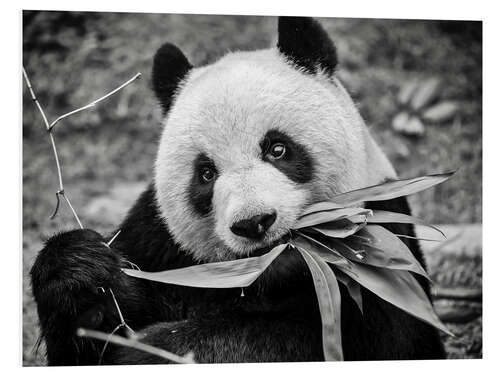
[30,16,445,365]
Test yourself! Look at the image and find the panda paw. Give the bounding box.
[30,229,124,324]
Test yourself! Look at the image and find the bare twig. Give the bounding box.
[108,288,136,338]
[22,68,50,130]
[98,322,126,365]
[60,192,83,228]
[48,72,142,131]
[22,67,141,226]
[77,328,196,364]
[23,67,83,227]
[107,230,122,246]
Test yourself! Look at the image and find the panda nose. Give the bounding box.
[230,211,277,240]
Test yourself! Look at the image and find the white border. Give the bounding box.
[14,0,487,20]
[3,0,497,374]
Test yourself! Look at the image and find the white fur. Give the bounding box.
[155,48,396,262]
[213,163,307,256]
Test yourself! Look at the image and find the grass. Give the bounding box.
[22,12,482,365]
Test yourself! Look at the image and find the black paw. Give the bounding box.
[30,229,123,324]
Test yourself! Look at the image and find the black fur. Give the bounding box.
[31,184,444,365]
[277,17,338,76]
[261,129,314,184]
[188,153,217,217]
[152,43,192,115]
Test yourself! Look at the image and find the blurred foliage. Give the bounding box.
[22,12,482,365]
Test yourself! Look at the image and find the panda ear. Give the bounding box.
[277,17,337,76]
[152,43,193,114]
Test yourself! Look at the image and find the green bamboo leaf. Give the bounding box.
[335,262,451,335]
[123,244,288,288]
[294,207,372,229]
[296,247,343,361]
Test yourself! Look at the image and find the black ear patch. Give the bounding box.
[277,17,337,76]
[152,43,192,115]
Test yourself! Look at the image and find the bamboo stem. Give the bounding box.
[77,328,196,364]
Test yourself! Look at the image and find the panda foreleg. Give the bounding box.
[30,229,160,365]
[108,313,324,364]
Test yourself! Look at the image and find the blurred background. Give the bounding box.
[22,11,482,365]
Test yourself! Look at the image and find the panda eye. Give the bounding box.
[267,143,286,160]
[200,167,216,183]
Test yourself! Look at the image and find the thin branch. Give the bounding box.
[49,191,61,220]
[48,72,142,131]
[109,288,127,327]
[23,67,82,226]
[22,67,50,130]
[107,230,122,246]
[22,67,141,227]
[61,193,83,229]
[77,328,196,364]
[48,134,64,191]
[108,288,136,339]
[98,322,125,365]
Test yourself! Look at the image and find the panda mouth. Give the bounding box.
[243,233,291,258]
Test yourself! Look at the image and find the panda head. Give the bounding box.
[153,17,396,262]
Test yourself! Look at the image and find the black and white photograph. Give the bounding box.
[20,7,483,367]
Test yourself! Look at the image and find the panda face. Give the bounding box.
[154,18,397,262]
[155,51,314,261]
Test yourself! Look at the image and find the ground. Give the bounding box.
[22,12,482,365]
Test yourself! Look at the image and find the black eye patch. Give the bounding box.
[188,153,217,217]
[260,130,314,184]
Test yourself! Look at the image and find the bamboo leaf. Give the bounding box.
[291,234,351,268]
[300,202,352,216]
[310,219,367,239]
[304,172,454,211]
[294,207,372,228]
[301,225,429,278]
[123,244,288,288]
[335,262,451,335]
[336,272,363,314]
[395,234,443,242]
[343,225,429,278]
[296,247,343,361]
[352,210,445,237]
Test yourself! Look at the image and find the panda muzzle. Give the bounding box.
[230,211,277,240]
